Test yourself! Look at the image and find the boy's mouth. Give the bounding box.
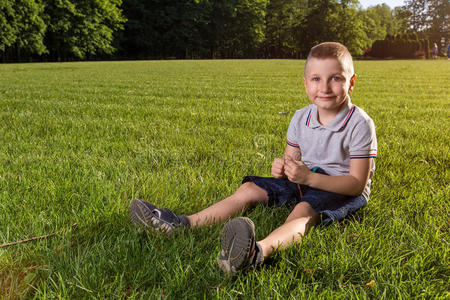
[317,95,335,100]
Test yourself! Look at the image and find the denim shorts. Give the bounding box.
[242,168,367,225]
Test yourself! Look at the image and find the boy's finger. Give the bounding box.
[284,156,293,165]
[283,161,291,171]
[285,158,297,168]
[284,166,293,177]
[291,159,305,167]
[286,164,296,174]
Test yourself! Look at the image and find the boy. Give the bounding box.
[130,42,377,275]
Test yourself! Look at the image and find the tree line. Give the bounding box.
[370,33,430,59]
[0,0,448,62]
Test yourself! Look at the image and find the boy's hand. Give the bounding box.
[271,157,285,178]
[284,157,311,185]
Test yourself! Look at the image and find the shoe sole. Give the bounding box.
[217,217,255,275]
[129,198,155,228]
[129,199,175,235]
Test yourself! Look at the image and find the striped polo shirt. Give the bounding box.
[286,100,377,200]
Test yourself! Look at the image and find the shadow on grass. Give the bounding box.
[12,203,370,298]
[0,263,42,299]
[25,211,236,298]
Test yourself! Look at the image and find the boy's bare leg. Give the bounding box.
[258,202,320,258]
[186,182,268,227]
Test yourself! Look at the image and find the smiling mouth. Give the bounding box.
[317,95,335,100]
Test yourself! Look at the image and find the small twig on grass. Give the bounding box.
[0,223,78,248]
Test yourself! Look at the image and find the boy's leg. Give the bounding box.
[258,201,319,259]
[130,181,268,233]
[187,182,268,227]
[216,201,319,275]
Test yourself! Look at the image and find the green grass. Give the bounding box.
[0,59,449,299]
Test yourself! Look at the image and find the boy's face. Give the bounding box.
[303,58,355,114]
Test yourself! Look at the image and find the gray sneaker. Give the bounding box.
[129,198,189,234]
[129,198,156,228]
[217,217,264,275]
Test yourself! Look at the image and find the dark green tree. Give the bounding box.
[404,0,449,53]
[119,0,215,59]
[119,0,267,59]
[296,0,369,56]
[426,0,449,47]
[360,4,399,42]
[333,0,368,55]
[302,0,337,54]
[206,0,267,58]
[0,0,46,61]
[392,6,410,35]
[43,0,125,61]
[263,0,307,58]
[232,0,268,58]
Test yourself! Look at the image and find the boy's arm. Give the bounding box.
[284,144,301,161]
[284,158,372,196]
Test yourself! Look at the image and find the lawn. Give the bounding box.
[0,59,448,299]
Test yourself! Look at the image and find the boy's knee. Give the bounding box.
[294,201,315,213]
[235,182,268,204]
[288,201,320,224]
[238,181,260,192]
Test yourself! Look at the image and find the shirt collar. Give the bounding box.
[306,99,355,132]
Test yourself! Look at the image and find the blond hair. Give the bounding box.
[305,42,354,76]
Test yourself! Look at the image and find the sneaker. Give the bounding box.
[129,198,156,228]
[217,217,264,275]
[129,198,188,234]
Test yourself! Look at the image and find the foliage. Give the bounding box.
[43,0,126,60]
[263,0,371,57]
[0,0,446,61]
[405,0,429,32]
[226,0,268,58]
[404,0,449,45]
[360,4,393,42]
[427,0,449,37]
[0,0,125,62]
[119,0,207,59]
[302,0,342,54]
[0,59,448,298]
[369,35,429,59]
[0,0,47,60]
[263,0,308,58]
[333,0,369,56]
[119,0,268,59]
[392,6,410,35]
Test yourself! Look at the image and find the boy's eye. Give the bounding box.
[332,76,342,81]
[311,77,320,81]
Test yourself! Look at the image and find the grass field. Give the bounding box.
[0,59,449,299]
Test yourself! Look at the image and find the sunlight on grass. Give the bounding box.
[0,59,449,298]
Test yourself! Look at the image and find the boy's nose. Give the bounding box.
[319,81,331,93]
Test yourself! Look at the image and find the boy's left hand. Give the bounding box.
[284,157,311,185]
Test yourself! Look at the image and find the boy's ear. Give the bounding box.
[348,74,356,93]
[302,76,306,87]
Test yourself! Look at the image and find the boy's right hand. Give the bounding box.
[271,157,285,178]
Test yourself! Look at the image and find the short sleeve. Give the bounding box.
[286,111,301,148]
[349,118,377,159]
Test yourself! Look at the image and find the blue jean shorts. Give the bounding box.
[242,168,367,225]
